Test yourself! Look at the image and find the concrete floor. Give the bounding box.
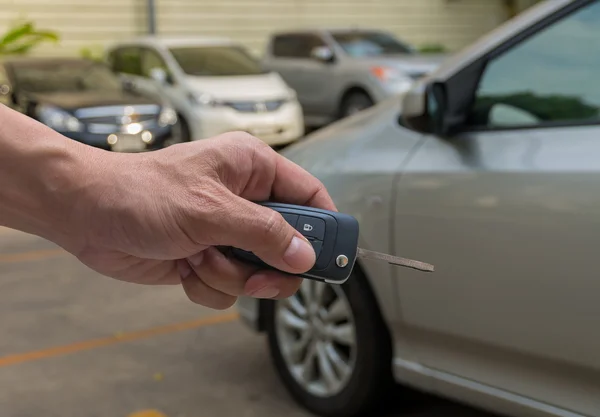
[0,226,495,417]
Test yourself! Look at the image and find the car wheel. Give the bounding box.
[340,91,374,119]
[161,116,191,147]
[264,271,393,417]
[177,114,192,142]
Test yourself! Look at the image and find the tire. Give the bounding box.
[159,115,191,148]
[177,114,192,142]
[264,270,393,417]
[339,91,374,119]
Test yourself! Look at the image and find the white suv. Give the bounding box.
[106,36,304,146]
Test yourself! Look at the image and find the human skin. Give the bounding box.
[0,104,336,309]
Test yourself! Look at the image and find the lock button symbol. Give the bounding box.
[296,216,325,240]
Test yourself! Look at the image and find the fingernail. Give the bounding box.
[187,251,204,267]
[283,235,315,270]
[177,260,192,279]
[247,286,280,299]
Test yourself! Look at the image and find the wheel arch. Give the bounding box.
[337,85,375,119]
[175,111,191,142]
[256,260,393,351]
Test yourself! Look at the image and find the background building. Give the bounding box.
[0,0,541,58]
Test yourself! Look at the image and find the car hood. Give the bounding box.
[184,72,291,101]
[282,96,422,178]
[353,53,448,76]
[28,90,158,112]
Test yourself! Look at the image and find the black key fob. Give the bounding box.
[230,202,359,284]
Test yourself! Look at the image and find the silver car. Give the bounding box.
[236,1,600,417]
[262,28,446,127]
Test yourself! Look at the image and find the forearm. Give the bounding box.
[0,105,100,251]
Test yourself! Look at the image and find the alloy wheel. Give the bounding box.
[274,280,357,398]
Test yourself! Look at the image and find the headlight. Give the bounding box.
[158,106,178,127]
[370,66,411,84]
[36,104,83,132]
[188,92,223,107]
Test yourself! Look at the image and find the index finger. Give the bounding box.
[271,153,337,211]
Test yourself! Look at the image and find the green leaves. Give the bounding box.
[0,21,60,56]
[79,45,105,63]
[418,43,447,54]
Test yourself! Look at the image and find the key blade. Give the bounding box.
[357,248,434,272]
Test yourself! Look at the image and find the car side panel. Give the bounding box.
[393,126,600,416]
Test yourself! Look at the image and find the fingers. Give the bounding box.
[178,247,302,309]
[186,247,258,296]
[243,270,302,299]
[217,195,317,274]
[223,132,337,212]
[271,154,337,211]
[178,259,237,310]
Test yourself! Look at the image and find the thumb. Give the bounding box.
[221,197,316,274]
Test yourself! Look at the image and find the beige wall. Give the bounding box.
[0,0,510,57]
[0,0,147,56]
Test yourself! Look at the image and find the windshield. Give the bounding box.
[331,31,415,57]
[12,61,123,93]
[169,45,265,76]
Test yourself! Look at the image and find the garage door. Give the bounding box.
[0,0,508,57]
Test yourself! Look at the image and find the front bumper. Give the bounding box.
[368,78,416,103]
[60,125,173,151]
[235,296,262,332]
[188,101,304,146]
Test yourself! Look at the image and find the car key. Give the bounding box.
[230,202,434,285]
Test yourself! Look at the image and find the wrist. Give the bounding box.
[0,105,107,252]
[36,138,106,253]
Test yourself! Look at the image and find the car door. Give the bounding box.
[393,2,600,415]
[265,34,306,94]
[268,33,336,117]
[138,46,181,108]
[107,46,145,92]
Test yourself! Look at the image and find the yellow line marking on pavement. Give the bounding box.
[0,248,66,264]
[0,312,238,368]
[127,410,168,417]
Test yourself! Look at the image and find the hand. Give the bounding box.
[71,132,336,309]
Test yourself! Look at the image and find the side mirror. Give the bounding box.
[149,67,169,84]
[400,80,436,134]
[310,46,334,63]
[401,80,467,137]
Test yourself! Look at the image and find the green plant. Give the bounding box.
[0,21,59,56]
[418,43,447,54]
[80,45,105,63]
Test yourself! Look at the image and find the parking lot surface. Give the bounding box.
[0,226,496,417]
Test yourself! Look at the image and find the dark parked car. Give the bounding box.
[0,57,180,152]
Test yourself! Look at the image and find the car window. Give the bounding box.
[141,48,170,77]
[468,1,600,128]
[331,31,414,57]
[110,47,142,76]
[168,45,265,76]
[272,34,326,58]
